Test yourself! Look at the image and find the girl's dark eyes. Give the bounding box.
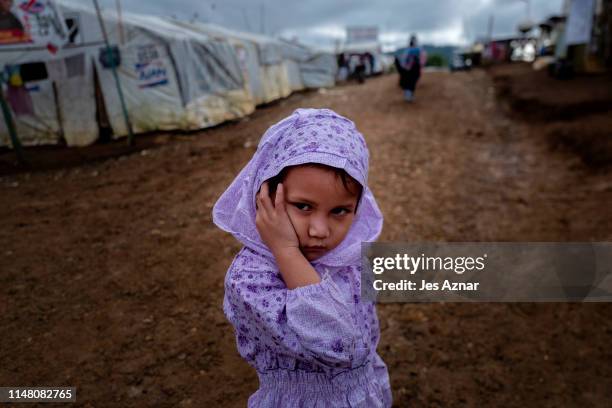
[331,207,351,216]
[293,203,311,211]
[292,203,351,215]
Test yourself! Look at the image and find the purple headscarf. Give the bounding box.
[212,108,383,267]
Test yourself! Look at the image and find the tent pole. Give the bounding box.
[116,0,125,46]
[52,81,65,143]
[93,0,134,146]
[0,82,25,165]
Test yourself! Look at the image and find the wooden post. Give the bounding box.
[93,0,134,146]
[0,81,26,165]
[116,0,125,45]
[52,81,65,143]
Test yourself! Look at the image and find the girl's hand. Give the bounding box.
[255,182,300,255]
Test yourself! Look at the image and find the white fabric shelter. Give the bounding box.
[1,2,337,148]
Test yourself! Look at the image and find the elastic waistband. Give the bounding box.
[257,361,374,395]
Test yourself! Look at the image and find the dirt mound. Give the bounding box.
[490,63,612,121]
[547,115,612,168]
[489,63,612,168]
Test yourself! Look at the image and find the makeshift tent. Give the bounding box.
[176,22,337,103]
[1,2,254,147]
[1,2,337,148]
[175,22,292,105]
[59,3,254,141]
[175,22,267,105]
[0,0,81,147]
[277,39,338,89]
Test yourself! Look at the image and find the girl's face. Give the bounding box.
[280,165,360,261]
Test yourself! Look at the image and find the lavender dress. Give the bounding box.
[213,108,392,407]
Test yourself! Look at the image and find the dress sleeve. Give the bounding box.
[223,248,359,369]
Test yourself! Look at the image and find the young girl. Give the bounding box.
[213,108,392,407]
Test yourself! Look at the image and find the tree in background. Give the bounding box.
[426,54,447,67]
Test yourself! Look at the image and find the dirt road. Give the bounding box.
[1,67,611,407]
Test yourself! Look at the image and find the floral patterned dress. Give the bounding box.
[223,248,392,407]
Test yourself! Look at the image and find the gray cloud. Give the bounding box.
[74,0,565,46]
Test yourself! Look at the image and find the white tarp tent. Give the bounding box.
[1,2,337,148]
[59,3,254,140]
[176,22,337,103]
[278,39,337,89]
[1,2,254,147]
[0,46,96,146]
[0,0,82,146]
[176,22,292,105]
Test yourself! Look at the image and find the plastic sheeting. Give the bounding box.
[0,47,97,147]
[176,23,337,101]
[300,53,338,88]
[88,11,255,138]
[1,2,337,147]
[175,22,291,105]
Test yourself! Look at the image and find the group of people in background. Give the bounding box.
[335,34,425,103]
[337,52,375,84]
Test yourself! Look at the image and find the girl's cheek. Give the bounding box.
[288,216,308,244]
[286,206,297,219]
[338,216,355,236]
[286,208,303,229]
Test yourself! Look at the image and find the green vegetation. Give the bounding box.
[426,53,447,67]
[422,45,456,67]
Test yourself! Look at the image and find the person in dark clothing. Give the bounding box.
[394,35,422,102]
[354,53,366,84]
[365,52,375,75]
[337,52,349,81]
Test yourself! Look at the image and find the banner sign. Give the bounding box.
[346,26,379,44]
[0,0,67,50]
[134,44,168,88]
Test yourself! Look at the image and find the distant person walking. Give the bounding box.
[337,52,349,81]
[354,53,367,84]
[394,35,423,102]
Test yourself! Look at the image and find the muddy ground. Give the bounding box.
[1,64,612,407]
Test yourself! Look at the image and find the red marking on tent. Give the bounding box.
[19,0,44,13]
[46,43,58,54]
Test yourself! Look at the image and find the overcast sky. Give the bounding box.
[73,0,565,47]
